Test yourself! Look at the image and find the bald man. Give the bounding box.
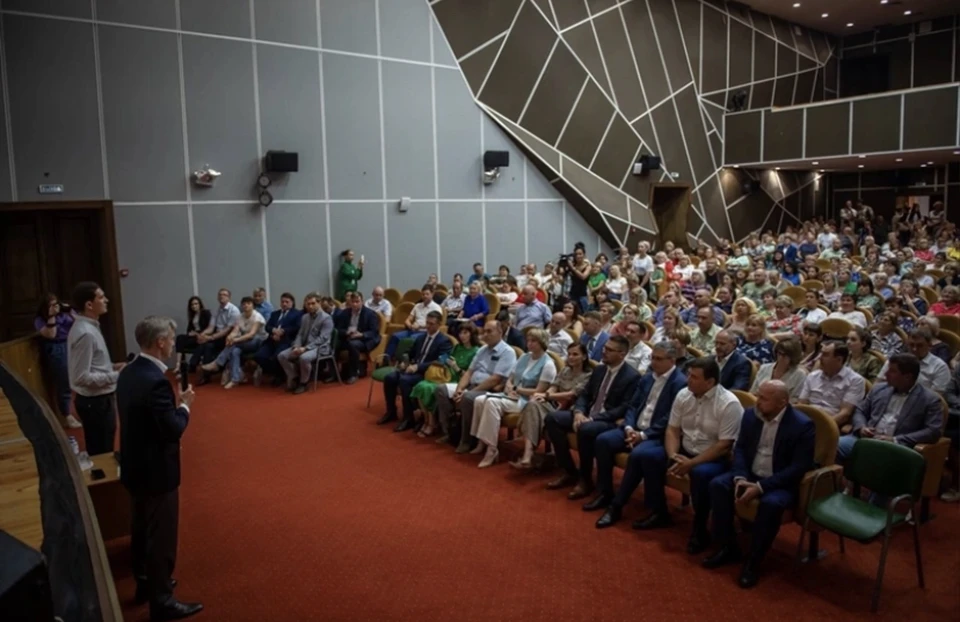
[704,380,815,589]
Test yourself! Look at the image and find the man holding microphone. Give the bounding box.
[117,316,203,620]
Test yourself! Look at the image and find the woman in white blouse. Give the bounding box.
[201,296,266,389]
[605,265,627,300]
[470,329,557,468]
[750,337,807,399]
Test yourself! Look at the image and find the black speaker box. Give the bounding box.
[639,154,662,171]
[0,531,55,621]
[264,150,299,173]
[483,150,510,169]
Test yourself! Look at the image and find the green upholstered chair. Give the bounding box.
[366,337,415,407]
[799,438,927,612]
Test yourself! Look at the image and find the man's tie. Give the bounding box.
[589,367,616,418]
[279,310,286,324]
[418,334,434,364]
[587,336,596,354]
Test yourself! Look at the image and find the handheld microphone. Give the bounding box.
[179,353,189,391]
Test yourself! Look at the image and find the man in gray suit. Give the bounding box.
[278,293,333,395]
[837,353,943,462]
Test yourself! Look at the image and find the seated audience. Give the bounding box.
[680,288,724,326]
[737,315,775,364]
[751,337,807,399]
[671,327,695,372]
[176,296,211,369]
[930,285,960,316]
[547,312,574,360]
[365,286,394,322]
[253,286,273,317]
[512,343,592,469]
[320,296,340,316]
[871,311,904,358]
[653,290,682,326]
[497,309,526,351]
[651,308,680,345]
[384,285,442,361]
[435,321,517,449]
[898,278,928,316]
[727,298,757,335]
[766,295,801,341]
[797,341,865,426]
[591,342,687,522]
[201,296,266,389]
[334,292,382,383]
[799,322,824,372]
[610,304,640,337]
[876,327,950,393]
[705,380,814,588]
[515,285,552,330]
[605,265,627,300]
[828,293,868,328]
[598,301,617,334]
[379,311,450,431]
[562,300,584,339]
[470,329,557,467]
[579,311,610,361]
[254,292,302,386]
[715,330,752,391]
[496,278,519,305]
[623,320,653,374]
[410,323,480,438]
[440,282,466,331]
[277,294,334,395]
[193,289,240,383]
[35,293,80,428]
[467,262,489,286]
[742,270,769,306]
[459,282,490,328]
[838,354,943,465]
[544,335,640,500]
[917,315,952,364]
[855,280,883,316]
[691,307,721,355]
[846,326,882,382]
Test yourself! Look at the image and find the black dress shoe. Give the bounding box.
[632,512,674,530]
[135,579,177,604]
[582,494,612,512]
[150,599,203,621]
[394,418,415,432]
[292,384,307,395]
[377,413,398,425]
[686,532,712,555]
[595,507,622,529]
[546,474,578,490]
[702,544,742,569]
[738,560,760,589]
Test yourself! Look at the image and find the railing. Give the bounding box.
[0,336,122,622]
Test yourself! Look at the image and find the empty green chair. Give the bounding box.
[366,337,415,407]
[799,438,927,612]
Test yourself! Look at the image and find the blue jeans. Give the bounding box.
[384,330,424,360]
[215,338,263,383]
[41,340,72,418]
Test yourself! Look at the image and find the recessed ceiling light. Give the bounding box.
[858,164,864,168]
[927,161,934,165]
[792,2,800,6]
[904,9,912,15]
[880,0,888,4]
[895,157,903,162]
[846,23,854,27]
[858,155,866,159]
[954,150,960,155]
[921,164,927,168]
[821,12,828,18]
[819,169,825,173]
[811,161,819,165]
[775,167,781,170]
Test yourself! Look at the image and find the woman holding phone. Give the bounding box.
[34,293,81,428]
[335,249,364,301]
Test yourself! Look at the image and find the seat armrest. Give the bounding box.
[796,465,843,525]
[916,438,951,498]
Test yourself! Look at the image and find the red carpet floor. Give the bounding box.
[89,381,958,621]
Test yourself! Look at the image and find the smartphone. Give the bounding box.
[360,254,365,263]
[179,353,189,391]
[438,354,450,365]
[91,468,106,481]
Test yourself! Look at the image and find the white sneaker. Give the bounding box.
[64,415,83,429]
[940,490,960,503]
[253,367,262,387]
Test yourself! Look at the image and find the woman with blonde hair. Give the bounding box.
[766,295,802,340]
[651,307,680,344]
[470,329,557,468]
[610,304,641,337]
[737,314,775,364]
[727,297,757,335]
[751,337,807,399]
[605,264,627,301]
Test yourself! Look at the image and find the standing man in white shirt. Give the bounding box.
[365,286,393,322]
[67,281,126,455]
[704,381,815,589]
[633,358,744,556]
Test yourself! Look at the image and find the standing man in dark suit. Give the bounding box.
[118,317,202,620]
[544,335,641,500]
[715,330,752,391]
[704,380,815,588]
[253,292,302,386]
[335,292,382,384]
[379,311,451,432]
[592,342,688,526]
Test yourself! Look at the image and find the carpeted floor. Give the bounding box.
[91,381,958,622]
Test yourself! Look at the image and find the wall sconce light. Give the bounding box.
[192,165,221,187]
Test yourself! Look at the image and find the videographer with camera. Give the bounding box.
[560,242,592,314]
[34,293,82,429]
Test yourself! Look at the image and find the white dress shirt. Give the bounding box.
[877,354,950,394]
[547,328,573,360]
[669,385,744,455]
[625,341,653,374]
[365,297,393,321]
[629,366,675,432]
[828,310,867,328]
[798,366,866,413]
[751,408,785,479]
[875,391,910,437]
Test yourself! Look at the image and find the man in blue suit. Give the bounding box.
[592,342,687,526]
[715,330,752,391]
[704,380,814,589]
[334,292,381,384]
[579,311,609,362]
[544,335,640,500]
[254,292,302,386]
[379,311,451,432]
[117,317,203,620]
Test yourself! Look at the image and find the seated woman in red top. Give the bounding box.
[929,286,960,316]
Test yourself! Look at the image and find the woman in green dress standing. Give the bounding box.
[336,249,364,301]
[411,323,480,438]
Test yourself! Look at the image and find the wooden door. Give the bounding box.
[0,213,47,339]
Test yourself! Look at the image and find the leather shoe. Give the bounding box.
[702,544,742,569]
[595,506,621,529]
[687,532,712,555]
[135,579,177,604]
[377,413,398,425]
[582,494,612,512]
[567,481,594,500]
[738,560,760,589]
[632,512,674,530]
[150,599,203,621]
[394,418,415,432]
[546,474,578,490]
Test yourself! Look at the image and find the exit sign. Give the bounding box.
[38,184,64,194]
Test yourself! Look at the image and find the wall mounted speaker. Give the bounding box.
[483,150,510,169]
[264,151,298,173]
[634,154,661,175]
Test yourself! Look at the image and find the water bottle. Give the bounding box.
[68,436,79,456]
